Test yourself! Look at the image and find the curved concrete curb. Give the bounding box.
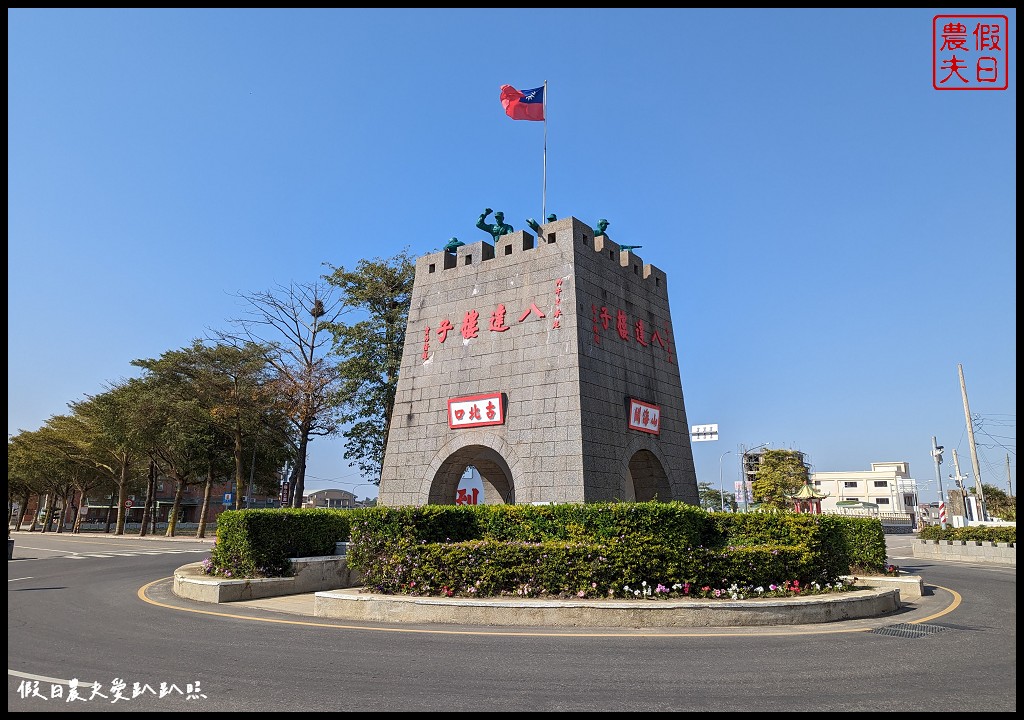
[842,574,923,601]
[311,587,901,628]
[173,557,362,603]
[172,560,915,628]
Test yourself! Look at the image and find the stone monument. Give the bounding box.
[378,215,699,506]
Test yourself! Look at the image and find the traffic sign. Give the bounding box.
[124,499,134,509]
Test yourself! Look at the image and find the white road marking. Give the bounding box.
[8,668,98,687]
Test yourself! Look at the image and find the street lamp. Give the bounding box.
[931,437,946,529]
[719,451,732,512]
[739,442,770,512]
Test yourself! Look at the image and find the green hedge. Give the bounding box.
[210,508,358,577]
[207,503,889,594]
[347,502,715,546]
[918,525,1016,544]
[346,504,885,598]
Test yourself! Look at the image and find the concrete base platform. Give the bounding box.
[312,586,901,628]
[174,556,362,603]
[172,558,919,629]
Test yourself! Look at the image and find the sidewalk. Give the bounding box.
[9,528,215,543]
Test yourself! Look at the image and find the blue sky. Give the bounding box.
[8,8,1016,502]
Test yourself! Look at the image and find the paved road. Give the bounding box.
[7,531,1016,711]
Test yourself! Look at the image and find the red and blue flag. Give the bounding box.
[500,84,545,121]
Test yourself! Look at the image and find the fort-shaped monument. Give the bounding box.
[378,215,699,506]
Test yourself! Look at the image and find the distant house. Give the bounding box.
[811,462,920,526]
[303,488,359,509]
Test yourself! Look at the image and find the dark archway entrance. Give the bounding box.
[427,445,515,505]
[628,449,671,502]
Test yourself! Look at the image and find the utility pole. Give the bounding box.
[1007,454,1014,497]
[958,363,986,518]
[931,436,946,529]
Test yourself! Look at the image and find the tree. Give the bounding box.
[979,483,1016,521]
[8,433,50,531]
[696,482,734,512]
[68,383,150,534]
[218,280,345,507]
[29,416,110,533]
[322,249,415,485]
[132,340,284,512]
[123,374,219,537]
[751,449,808,511]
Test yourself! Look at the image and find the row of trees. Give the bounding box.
[8,252,416,536]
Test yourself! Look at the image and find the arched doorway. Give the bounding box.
[628,449,671,502]
[427,444,515,505]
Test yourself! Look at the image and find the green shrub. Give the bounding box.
[918,525,1015,544]
[346,504,880,598]
[209,507,358,577]
[210,503,888,596]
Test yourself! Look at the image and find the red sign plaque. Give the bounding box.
[628,398,661,435]
[448,392,504,429]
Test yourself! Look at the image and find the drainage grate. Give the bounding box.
[869,623,949,639]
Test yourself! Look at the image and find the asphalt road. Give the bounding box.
[7,530,1016,712]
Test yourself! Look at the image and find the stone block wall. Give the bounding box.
[379,216,698,506]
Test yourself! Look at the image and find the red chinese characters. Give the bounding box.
[437,318,453,343]
[455,488,479,505]
[589,303,675,364]
[633,319,649,347]
[615,310,629,341]
[627,398,661,435]
[489,304,510,332]
[424,294,562,362]
[461,310,480,339]
[448,392,504,429]
[518,303,545,322]
[933,15,1008,90]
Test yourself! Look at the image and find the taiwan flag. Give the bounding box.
[500,84,545,121]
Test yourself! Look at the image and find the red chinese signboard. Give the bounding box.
[456,488,480,505]
[448,392,505,429]
[933,15,1009,90]
[627,398,661,435]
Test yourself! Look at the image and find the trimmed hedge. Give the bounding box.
[918,525,1016,544]
[210,508,358,577]
[206,503,889,596]
[346,504,886,598]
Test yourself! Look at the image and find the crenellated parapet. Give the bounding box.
[416,217,668,297]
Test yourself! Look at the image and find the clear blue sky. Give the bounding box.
[8,9,1016,502]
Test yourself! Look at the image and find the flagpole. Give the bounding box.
[542,80,547,222]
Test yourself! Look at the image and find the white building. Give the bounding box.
[810,462,920,525]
